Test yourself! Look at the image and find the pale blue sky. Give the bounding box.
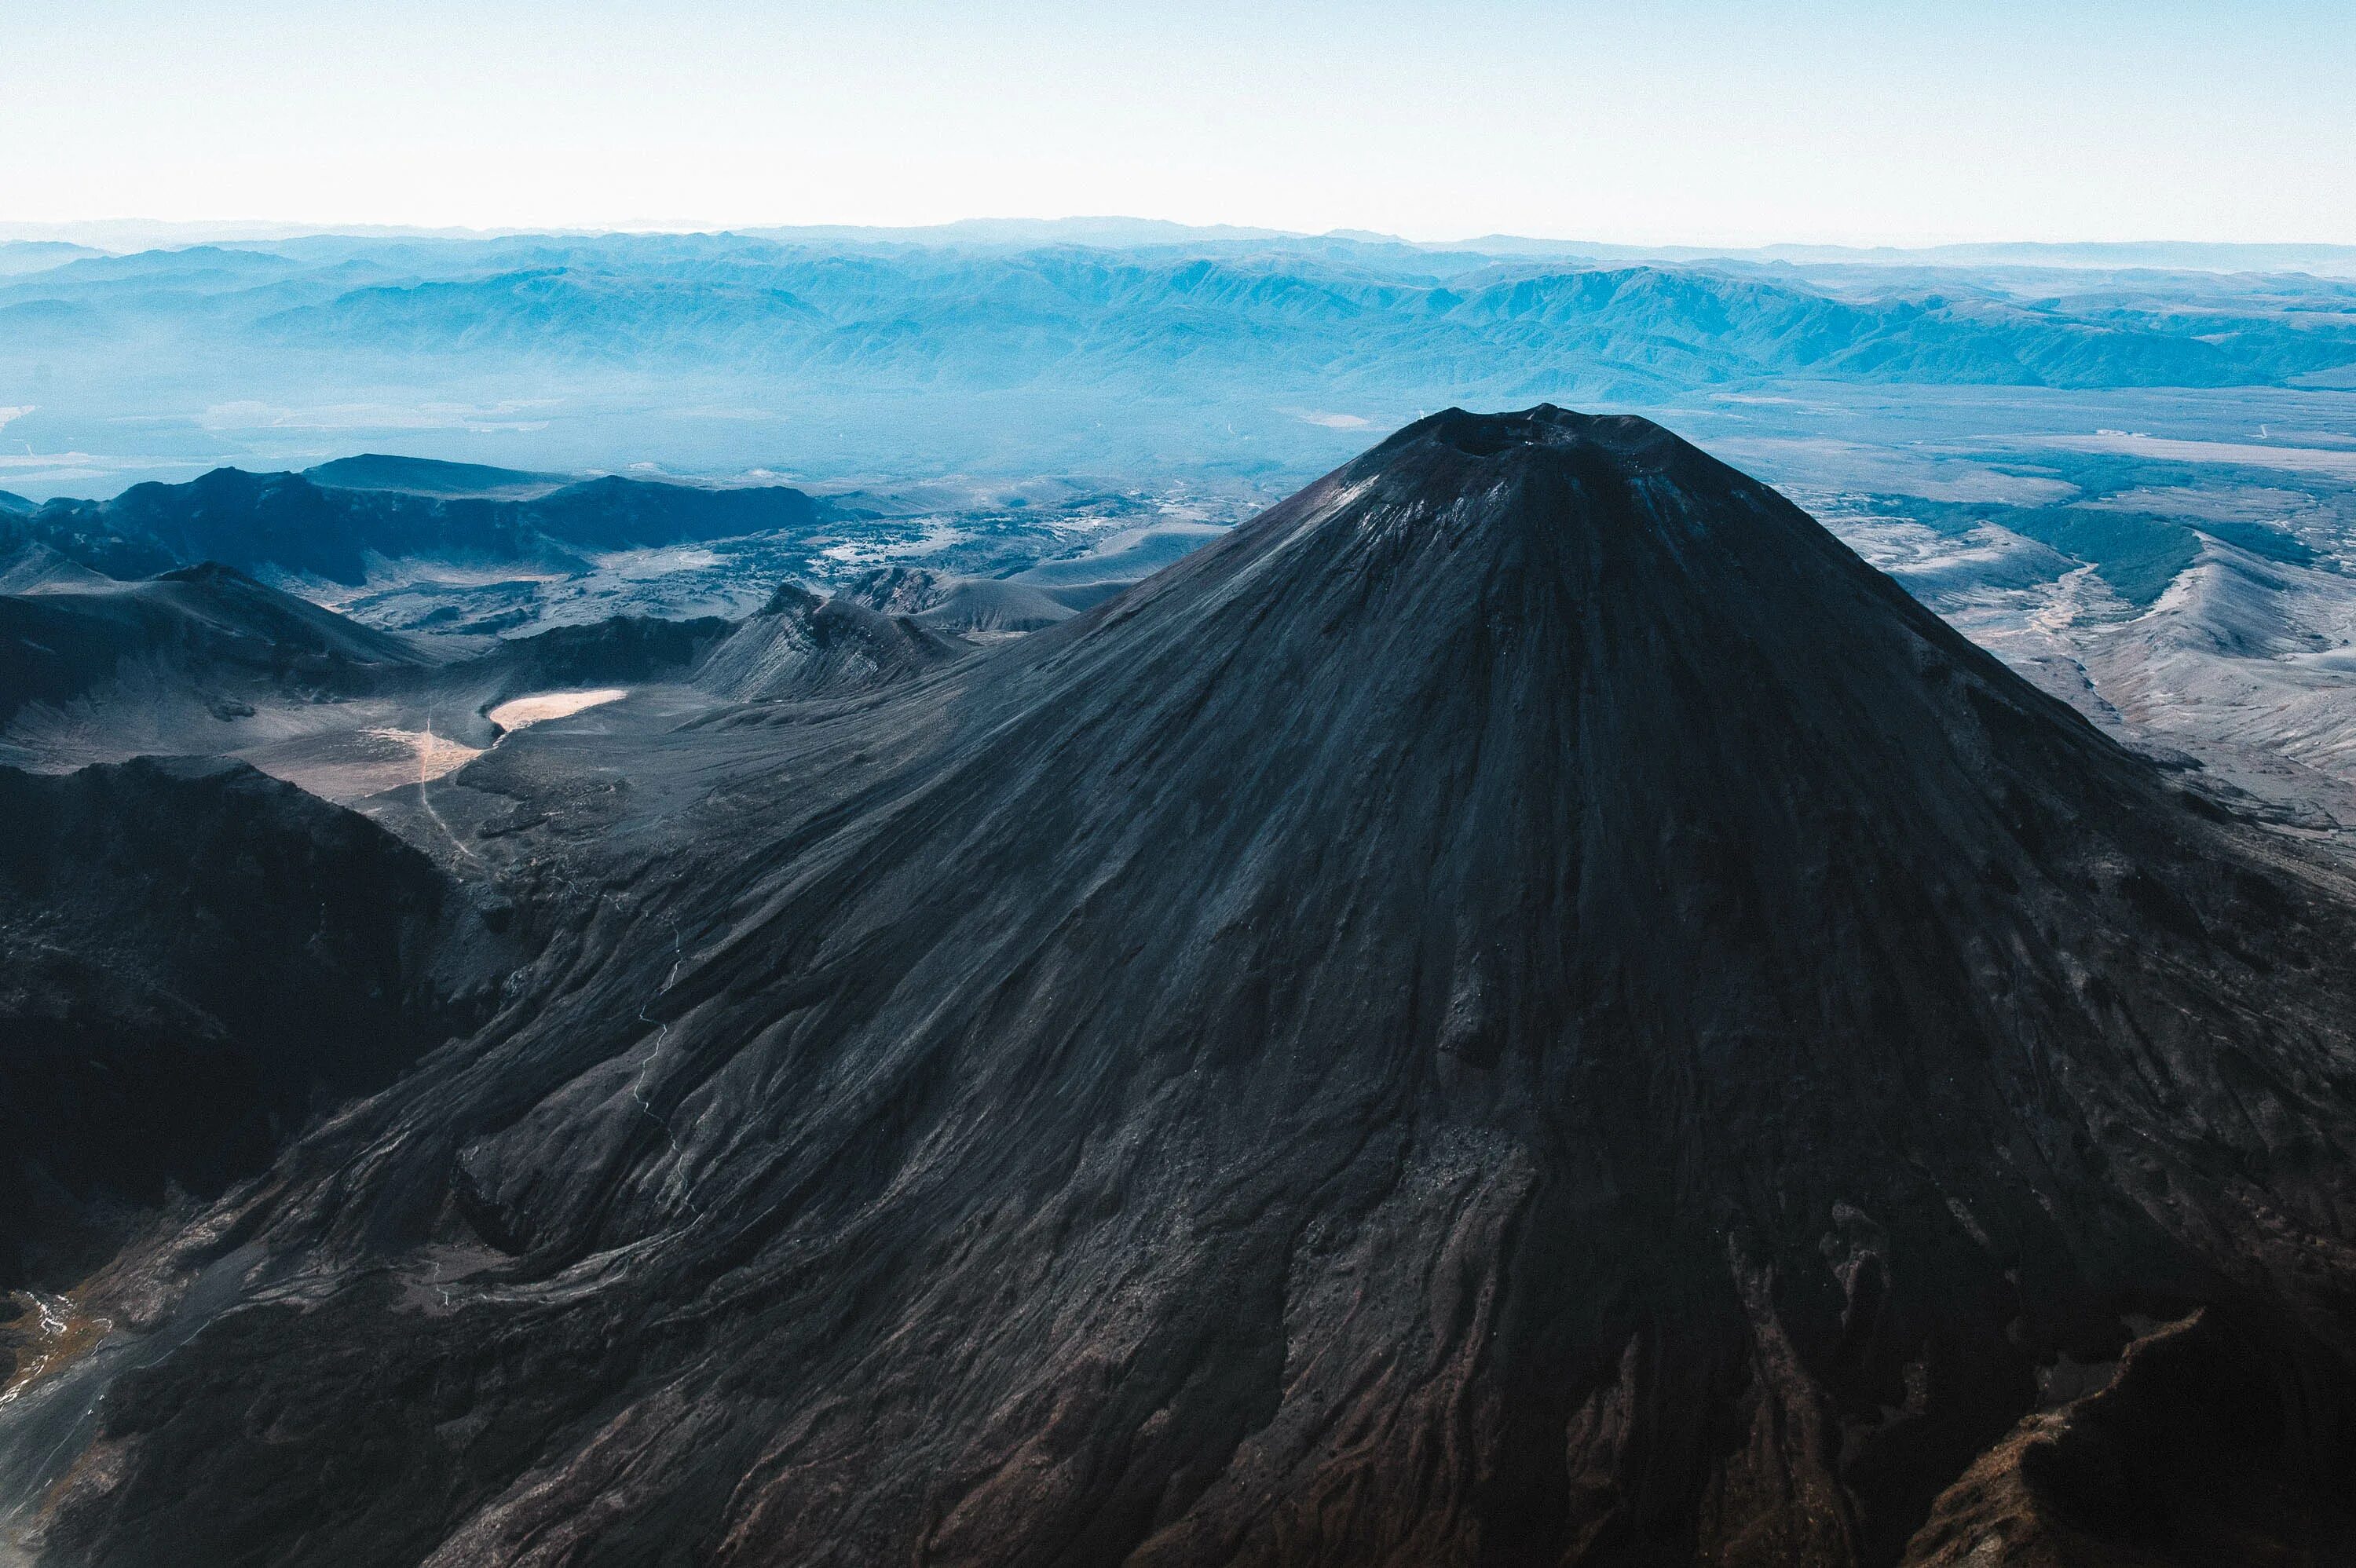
[3,1,2350,244]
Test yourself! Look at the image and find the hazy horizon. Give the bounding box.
[8,1,2354,247]
[8,217,2356,257]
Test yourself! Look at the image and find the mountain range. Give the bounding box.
[227,254,2352,393]
[2,459,832,586]
[5,228,2356,495]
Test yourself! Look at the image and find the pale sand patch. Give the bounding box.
[2031,433,2356,480]
[365,726,484,783]
[487,688,630,733]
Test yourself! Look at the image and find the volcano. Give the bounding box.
[8,408,2356,1566]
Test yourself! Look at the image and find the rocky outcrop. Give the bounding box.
[693,581,968,701]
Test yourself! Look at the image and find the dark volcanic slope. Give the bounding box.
[0,758,499,1292]
[13,409,2356,1566]
[0,563,436,725]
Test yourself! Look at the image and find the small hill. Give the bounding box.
[840,565,1076,633]
[694,582,968,701]
[304,454,565,497]
[0,562,435,726]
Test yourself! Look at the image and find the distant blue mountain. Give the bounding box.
[2,228,2354,486]
[8,235,2351,402]
[302,454,565,495]
[231,251,2353,394]
[0,239,103,277]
